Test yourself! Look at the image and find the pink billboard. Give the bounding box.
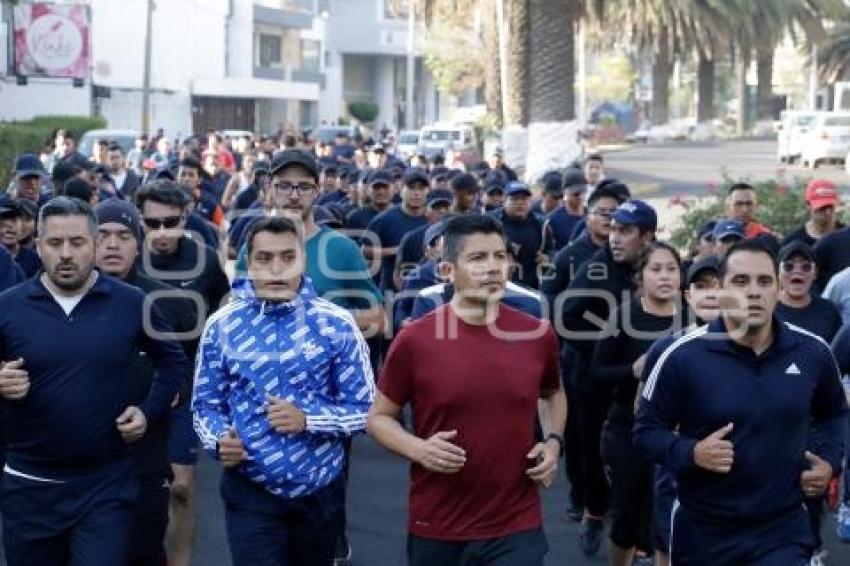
[13,3,90,79]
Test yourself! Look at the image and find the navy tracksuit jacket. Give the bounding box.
[634,316,847,560]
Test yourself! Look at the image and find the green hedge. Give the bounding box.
[347,100,379,123]
[0,115,107,188]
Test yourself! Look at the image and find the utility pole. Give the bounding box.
[406,1,415,129]
[141,0,154,135]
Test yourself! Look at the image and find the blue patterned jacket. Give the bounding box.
[192,276,375,499]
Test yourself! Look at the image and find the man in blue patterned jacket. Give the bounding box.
[192,215,375,566]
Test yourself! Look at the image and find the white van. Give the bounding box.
[776,111,818,164]
[418,124,479,165]
[800,112,850,168]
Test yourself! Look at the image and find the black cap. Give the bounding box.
[427,189,453,207]
[64,178,95,202]
[686,256,720,287]
[62,152,96,171]
[778,241,816,264]
[403,167,430,187]
[431,166,450,180]
[368,169,393,186]
[451,173,479,193]
[562,169,588,192]
[0,196,22,218]
[251,159,270,175]
[95,199,143,242]
[593,178,630,201]
[270,149,319,180]
[542,171,563,197]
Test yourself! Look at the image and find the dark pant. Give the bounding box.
[127,472,171,566]
[670,503,814,565]
[575,388,610,517]
[600,420,652,551]
[1,460,138,566]
[408,528,548,566]
[221,469,345,566]
[563,374,584,512]
[651,464,677,552]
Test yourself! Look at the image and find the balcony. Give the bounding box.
[252,66,325,88]
[254,1,314,29]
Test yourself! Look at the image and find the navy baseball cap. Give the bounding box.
[686,255,720,286]
[778,240,816,264]
[424,217,453,248]
[368,169,393,186]
[427,189,453,208]
[506,181,532,197]
[319,158,339,173]
[14,154,46,179]
[270,149,319,180]
[612,199,657,230]
[562,169,588,192]
[698,220,718,240]
[62,152,96,172]
[485,183,505,195]
[403,167,430,187]
[542,171,563,197]
[0,195,22,218]
[712,218,746,241]
[431,166,450,181]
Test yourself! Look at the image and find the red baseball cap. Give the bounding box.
[805,179,839,210]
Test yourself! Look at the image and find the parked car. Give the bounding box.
[396,129,420,159]
[417,123,479,165]
[78,129,138,158]
[776,111,818,163]
[800,112,850,168]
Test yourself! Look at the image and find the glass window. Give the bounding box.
[258,33,282,68]
[300,40,320,72]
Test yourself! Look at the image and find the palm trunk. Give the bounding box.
[483,0,503,123]
[697,51,715,122]
[528,0,574,122]
[756,43,775,120]
[505,0,530,126]
[651,25,672,125]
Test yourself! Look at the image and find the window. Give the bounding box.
[300,39,320,72]
[257,33,282,69]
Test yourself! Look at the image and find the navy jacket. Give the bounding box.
[0,274,188,479]
[634,317,848,522]
[0,247,24,293]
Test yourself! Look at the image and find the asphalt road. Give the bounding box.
[603,139,850,197]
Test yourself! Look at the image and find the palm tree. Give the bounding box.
[505,0,531,126]
[819,21,850,83]
[528,0,576,124]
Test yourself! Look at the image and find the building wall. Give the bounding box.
[0,80,91,121]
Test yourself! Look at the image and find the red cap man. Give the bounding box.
[805,179,840,210]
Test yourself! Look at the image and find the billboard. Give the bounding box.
[13,3,90,79]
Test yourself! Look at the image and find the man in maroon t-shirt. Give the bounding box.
[368,214,567,565]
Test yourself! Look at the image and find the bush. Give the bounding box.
[667,175,811,251]
[347,100,379,124]
[0,115,106,187]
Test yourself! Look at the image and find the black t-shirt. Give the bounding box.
[396,224,428,281]
[814,228,850,289]
[590,299,679,426]
[501,214,545,289]
[143,236,230,317]
[775,297,842,343]
[781,222,845,249]
[345,205,380,233]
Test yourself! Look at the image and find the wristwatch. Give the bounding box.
[545,433,565,456]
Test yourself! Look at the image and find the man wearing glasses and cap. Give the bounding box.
[776,241,841,343]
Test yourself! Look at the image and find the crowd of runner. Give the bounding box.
[0,125,848,566]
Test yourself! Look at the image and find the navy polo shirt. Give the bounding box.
[547,207,584,251]
[0,274,188,479]
[364,206,428,290]
[13,246,41,278]
[0,247,23,292]
[634,316,848,521]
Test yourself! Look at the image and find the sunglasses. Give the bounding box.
[781,260,813,273]
[143,215,183,230]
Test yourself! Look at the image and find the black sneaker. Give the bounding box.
[332,533,352,566]
[578,516,604,556]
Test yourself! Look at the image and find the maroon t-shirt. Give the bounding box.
[379,303,561,541]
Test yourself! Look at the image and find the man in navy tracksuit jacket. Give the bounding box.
[634,240,848,564]
[0,197,187,566]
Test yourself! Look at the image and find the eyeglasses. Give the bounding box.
[143,215,183,230]
[590,208,616,219]
[270,181,318,196]
[781,260,814,273]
